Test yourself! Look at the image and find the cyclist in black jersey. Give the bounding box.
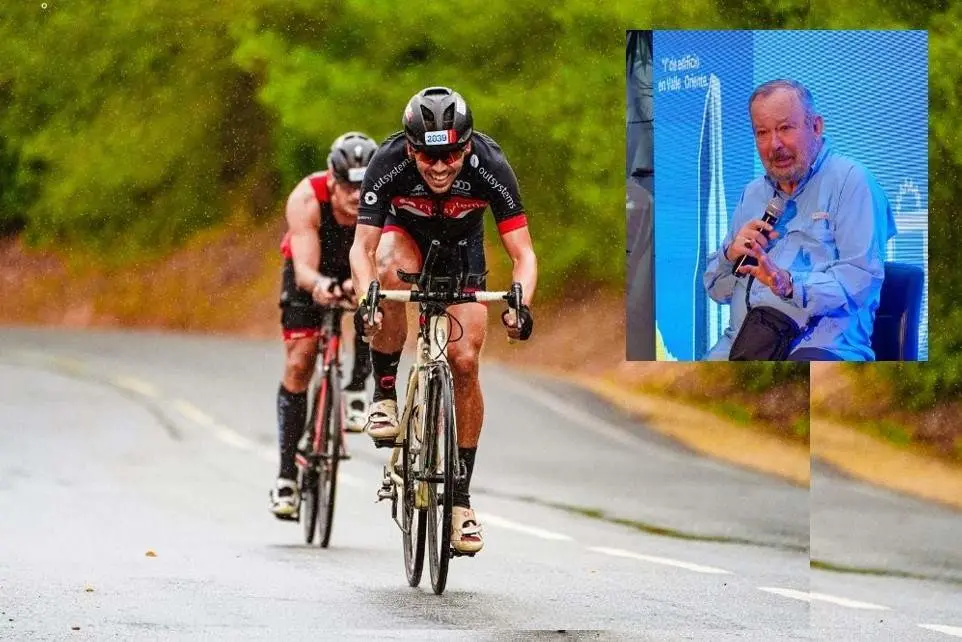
[270,132,378,519]
[350,87,537,554]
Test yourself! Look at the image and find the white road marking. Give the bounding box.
[212,425,257,451]
[758,587,890,610]
[50,355,87,374]
[110,375,160,398]
[919,624,962,638]
[480,513,574,541]
[172,399,215,427]
[173,399,257,451]
[589,546,731,574]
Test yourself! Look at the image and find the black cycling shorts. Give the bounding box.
[383,216,487,290]
[279,258,327,333]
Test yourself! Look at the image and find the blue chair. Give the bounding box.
[871,261,924,361]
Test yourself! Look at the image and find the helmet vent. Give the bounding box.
[419,104,436,129]
[442,103,455,130]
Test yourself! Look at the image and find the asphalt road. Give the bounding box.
[0,328,958,640]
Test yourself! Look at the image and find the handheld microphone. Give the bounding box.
[732,196,785,276]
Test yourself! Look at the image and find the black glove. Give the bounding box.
[502,304,533,341]
[354,301,372,342]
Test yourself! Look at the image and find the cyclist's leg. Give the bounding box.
[443,231,487,553]
[446,303,487,483]
[446,302,486,552]
[346,330,372,391]
[343,328,372,432]
[366,221,422,441]
[273,260,322,516]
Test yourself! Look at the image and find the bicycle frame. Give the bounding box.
[294,303,356,547]
[383,303,453,530]
[371,239,523,534]
[294,311,348,471]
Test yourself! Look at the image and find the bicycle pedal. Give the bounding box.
[450,548,476,558]
[376,487,394,502]
[372,438,397,449]
[339,453,352,461]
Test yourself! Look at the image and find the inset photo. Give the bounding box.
[630,30,928,361]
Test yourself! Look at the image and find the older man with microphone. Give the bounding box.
[703,79,896,361]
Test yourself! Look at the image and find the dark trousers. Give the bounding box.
[787,347,843,361]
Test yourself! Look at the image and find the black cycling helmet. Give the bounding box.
[402,86,473,153]
[327,132,378,184]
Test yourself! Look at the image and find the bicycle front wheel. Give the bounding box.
[317,368,341,548]
[402,386,427,587]
[424,363,456,595]
[301,378,321,545]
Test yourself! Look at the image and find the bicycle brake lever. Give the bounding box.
[366,281,381,322]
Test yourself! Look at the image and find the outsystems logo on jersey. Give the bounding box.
[371,158,411,192]
[476,164,516,210]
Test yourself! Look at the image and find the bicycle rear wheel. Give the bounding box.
[317,367,341,548]
[424,364,456,595]
[402,388,426,587]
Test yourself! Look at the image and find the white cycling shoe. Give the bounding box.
[366,399,400,447]
[451,506,484,555]
[343,390,368,433]
[269,478,300,521]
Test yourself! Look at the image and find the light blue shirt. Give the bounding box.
[703,137,897,361]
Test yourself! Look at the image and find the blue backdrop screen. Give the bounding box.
[652,30,928,360]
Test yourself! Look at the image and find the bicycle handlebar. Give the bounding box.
[363,237,524,322]
[378,289,510,304]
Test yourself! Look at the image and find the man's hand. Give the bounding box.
[340,278,358,307]
[312,275,343,306]
[501,305,533,341]
[353,298,383,342]
[736,239,793,298]
[725,219,780,262]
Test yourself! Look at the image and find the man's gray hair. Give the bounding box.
[749,79,818,122]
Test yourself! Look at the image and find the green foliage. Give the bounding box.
[229,1,663,294]
[0,0,732,286]
[792,417,810,440]
[698,361,809,393]
[0,136,32,235]
[0,1,266,261]
[740,362,809,393]
[818,2,962,408]
[0,0,958,317]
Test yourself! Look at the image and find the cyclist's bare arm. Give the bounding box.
[499,225,537,306]
[349,223,384,302]
[286,178,324,292]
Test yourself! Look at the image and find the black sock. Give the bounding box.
[371,350,401,402]
[452,447,477,509]
[345,333,372,392]
[276,384,307,480]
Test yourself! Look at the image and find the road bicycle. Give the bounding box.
[295,299,355,548]
[368,239,523,595]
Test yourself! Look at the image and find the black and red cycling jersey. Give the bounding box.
[357,131,527,243]
[279,170,354,283]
